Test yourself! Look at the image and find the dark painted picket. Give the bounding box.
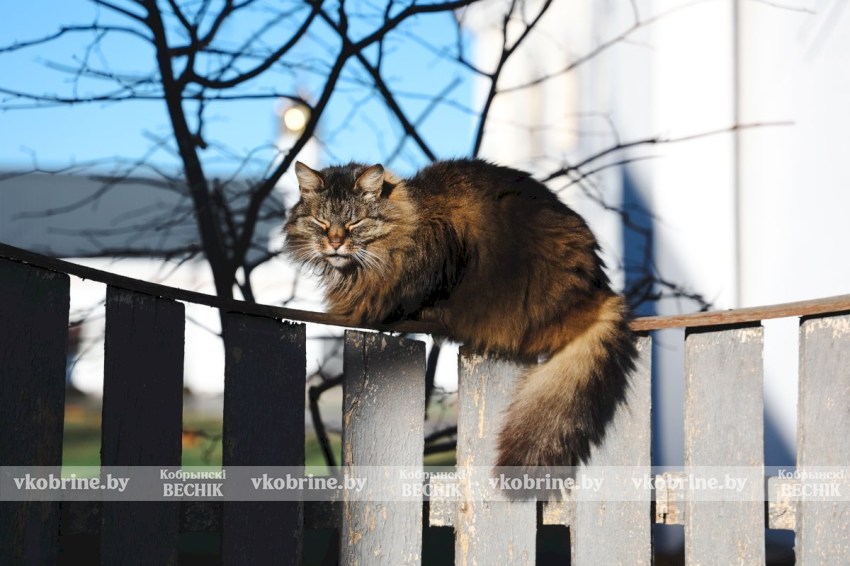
[1,243,850,565]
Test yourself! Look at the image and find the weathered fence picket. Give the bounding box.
[100,287,185,565]
[222,313,306,564]
[341,331,426,565]
[1,242,850,565]
[571,334,653,566]
[797,314,850,563]
[455,349,536,566]
[0,259,69,565]
[684,325,765,565]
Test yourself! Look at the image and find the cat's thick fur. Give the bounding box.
[284,158,637,469]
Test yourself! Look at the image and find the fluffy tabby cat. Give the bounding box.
[284,158,637,469]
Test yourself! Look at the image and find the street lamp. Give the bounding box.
[279,102,310,135]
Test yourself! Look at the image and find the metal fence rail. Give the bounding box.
[1,242,849,565]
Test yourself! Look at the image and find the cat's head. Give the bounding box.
[284,161,413,274]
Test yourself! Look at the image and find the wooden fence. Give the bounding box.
[1,242,849,565]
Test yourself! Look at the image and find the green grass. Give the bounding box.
[61,399,228,470]
[61,400,456,471]
[61,402,103,468]
[58,400,717,565]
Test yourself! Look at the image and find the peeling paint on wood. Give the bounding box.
[797,314,850,563]
[541,498,571,527]
[341,331,425,566]
[655,472,686,525]
[455,349,535,566]
[427,477,456,527]
[7,239,850,563]
[684,326,765,565]
[572,335,652,565]
[767,477,797,531]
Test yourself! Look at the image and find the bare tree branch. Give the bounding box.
[471,0,553,156]
[0,0,776,467]
[543,121,793,183]
[184,3,321,89]
[142,0,235,301]
[92,0,147,23]
[317,7,437,161]
[0,24,151,53]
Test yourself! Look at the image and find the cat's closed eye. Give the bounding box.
[309,216,329,230]
[346,218,367,230]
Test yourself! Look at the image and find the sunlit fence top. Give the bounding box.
[2,241,850,565]
[2,242,850,334]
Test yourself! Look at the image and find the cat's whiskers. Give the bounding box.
[353,247,388,276]
[283,159,638,470]
[285,240,327,271]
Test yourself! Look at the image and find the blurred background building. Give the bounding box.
[2,0,848,493]
[465,0,850,556]
[465,0,850,464]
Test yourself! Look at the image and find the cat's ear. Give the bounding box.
[295,161,324,196]
[355,164,385,199]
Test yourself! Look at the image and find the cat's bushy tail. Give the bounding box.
[495,294,637,470]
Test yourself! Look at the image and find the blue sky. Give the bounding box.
[0,1,474,177]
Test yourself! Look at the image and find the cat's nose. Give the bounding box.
[327,227,345,250]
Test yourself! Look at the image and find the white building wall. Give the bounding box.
[739,1,850,306]
[10,2,850,457]
[467,0,627,286]
[650,0,738,311]
[466,0,850,480]
[737,1,850,458]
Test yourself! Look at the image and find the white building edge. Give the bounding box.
[2,1,848,473]
[466,1,848,555]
